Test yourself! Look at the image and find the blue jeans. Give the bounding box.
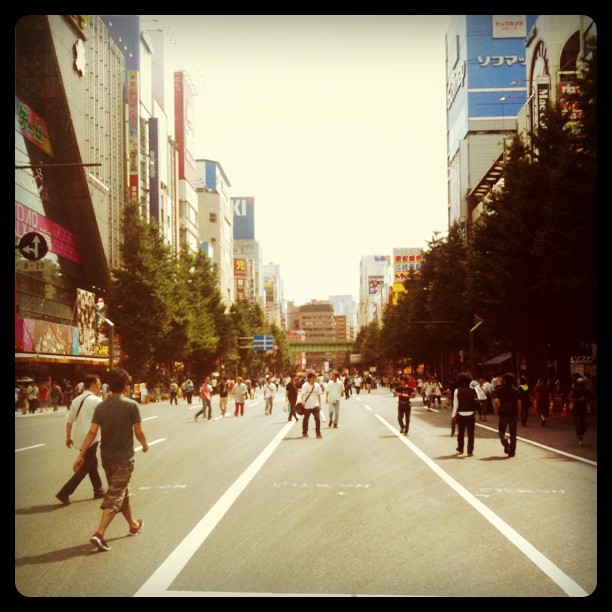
[328,400,340,425]
[196,399,212,419]
[265,396,274,415]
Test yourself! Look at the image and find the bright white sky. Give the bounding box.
[142,15,451,306]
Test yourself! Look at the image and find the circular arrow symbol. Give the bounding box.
[18,232,48,261]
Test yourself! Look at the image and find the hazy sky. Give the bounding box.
[142,15,451,306]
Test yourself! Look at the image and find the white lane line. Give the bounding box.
[142,415,158,422]
[134,421,294,597]
[15,444,46,453]
[364,405,372,411]
[376,414,589,597]
[135,438,166,452]
[475,424,597,467]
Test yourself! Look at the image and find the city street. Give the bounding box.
[15,387,597,598]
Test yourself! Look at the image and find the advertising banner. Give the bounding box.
[232,197,255,240]
[15,96,54,158]
[393,247,422,284]
[128,71,140,201]
[15,202,81,263]
[76,289,96,355]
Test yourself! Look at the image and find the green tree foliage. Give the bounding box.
[109,201,174,381]
[177,247,224,381]
[468,47,596,380]
[227,299,266,377]
[380,226,469,376]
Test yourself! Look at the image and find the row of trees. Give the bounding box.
[108,47,596,389]
[355,47,597,385]
[107,202,293,385]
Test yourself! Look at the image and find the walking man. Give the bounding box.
[286,375,300,422]
[195,376,213,421]
[218,376,229,416]
[232,376,249,417]
[493,372,522,458]
[301,372,323,438]
[263,374,277,416]
[325,371,344,428]
[394,375,414,436]
[55,374,105,505]
[73,367,148,552]
[569,377,592,446]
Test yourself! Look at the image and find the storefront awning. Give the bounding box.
[481,351,512,366]
[15,353,110,366]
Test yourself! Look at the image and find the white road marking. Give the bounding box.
[135,438,165,452]
[142,415,158,421]
[134,421,294,597]
[376,414,589,597]
[15,443,45,453]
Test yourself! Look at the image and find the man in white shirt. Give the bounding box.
[301,372,323,438]
[325,371,344,428]
[263,375,277,416]
[55,374,105,505]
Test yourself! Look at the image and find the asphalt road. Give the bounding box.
[14,387,597,598]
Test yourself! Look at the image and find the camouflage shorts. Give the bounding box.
[101,461,135,513]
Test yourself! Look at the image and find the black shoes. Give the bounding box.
[93,491,105,499]
[316,434,323,439]
[55,493,70,505]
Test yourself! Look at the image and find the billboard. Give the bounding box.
[393,247,422,285]
[174,71,197,186]
[148,118,160,221]
[232,197,255,240]
[15,96,53,158]
[128,70,140,201]
[467,15,538,120]
[15,202,81,263]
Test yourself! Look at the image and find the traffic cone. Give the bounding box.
[561,401,569,416]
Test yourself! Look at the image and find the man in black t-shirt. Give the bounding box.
[493,372,521,457]
[395,375,414,436]
[286,375,300,422]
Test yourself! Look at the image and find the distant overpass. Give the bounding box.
[288,341,354,353]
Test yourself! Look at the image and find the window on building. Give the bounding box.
[210,212,217,223]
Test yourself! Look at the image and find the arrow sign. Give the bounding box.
[18,232,48,261]
[470,314,483,333]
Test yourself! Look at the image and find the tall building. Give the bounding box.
[195,159,234,308]
[233,197,265,308]
[446,15,538,239]
[286,300,341,372]
[358,255,392,329]
[101,15,179,254]
[174,70,199,253]
[328,295,356,340]
[15,15,126,378]
[263,262,283,328]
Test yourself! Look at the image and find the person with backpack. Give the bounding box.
[452,372,479,456]
[169,380,179,405]
[184,379,195,405]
